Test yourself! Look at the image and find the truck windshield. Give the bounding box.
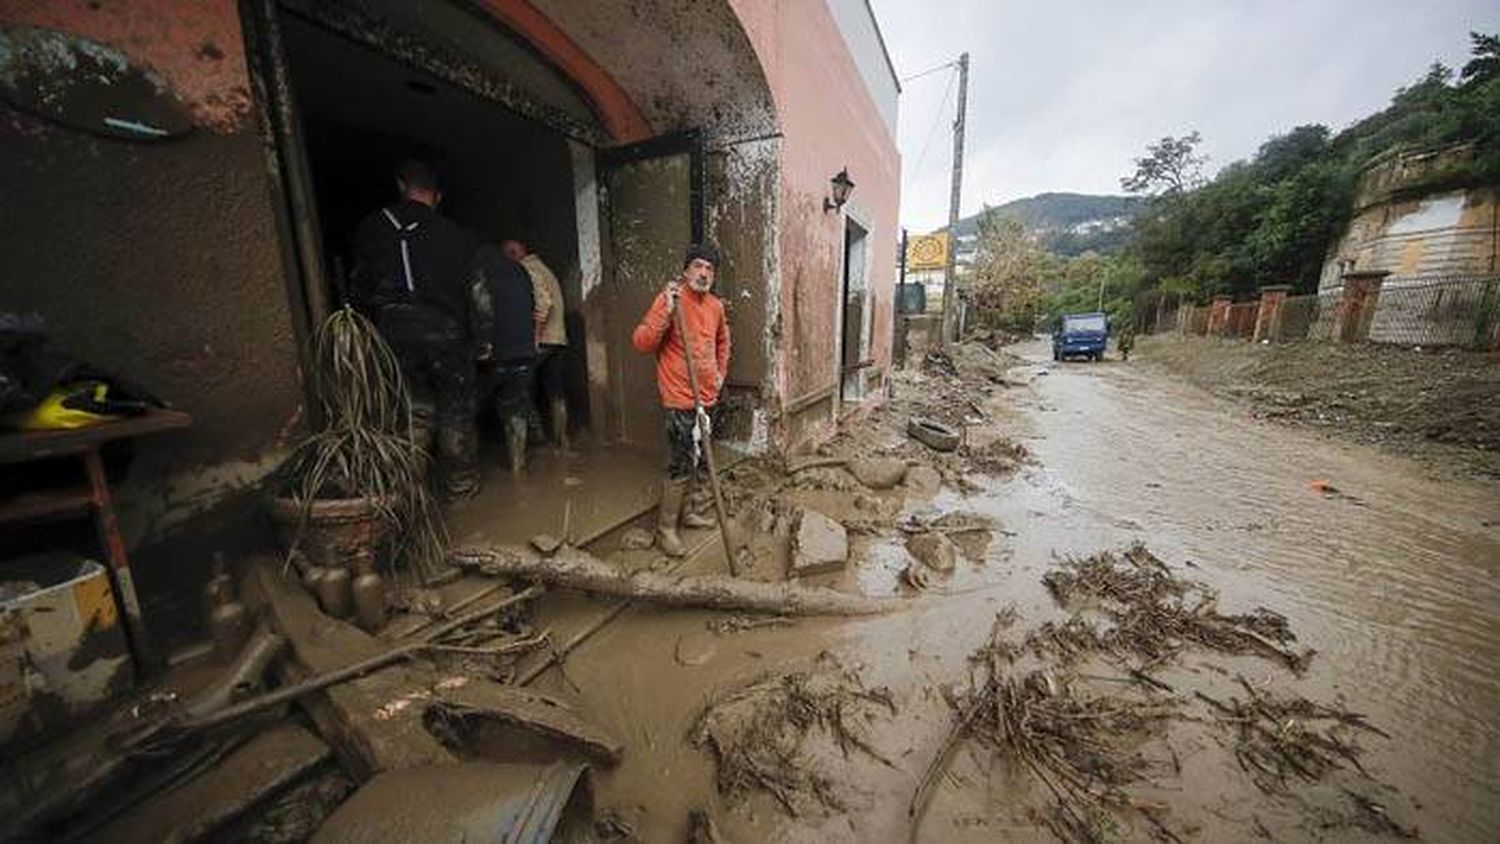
[1064,314,1106,333]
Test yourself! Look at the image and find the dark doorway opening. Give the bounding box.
[840,217,871,402]
[275,10,589,428]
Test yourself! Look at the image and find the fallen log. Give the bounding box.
[450,545,904,616]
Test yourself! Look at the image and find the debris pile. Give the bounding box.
[961,435,1030,475]
[911,546,1407,842]
[1040,545,1314,673]
[1195,676,1390,795]
[691,655,897,816]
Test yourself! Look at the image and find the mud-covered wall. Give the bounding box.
[1320,145,1500,287]
[705,136,778,447]
[729,0,900,452]
[0,1,303,642]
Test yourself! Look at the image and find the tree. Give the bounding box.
[967,211,1051,333]
[1121,132,1208,196]
[1460,32,1500,85]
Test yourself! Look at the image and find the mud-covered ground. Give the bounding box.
[507,338,1499,842]
[1137,334,1500,479]
[37,337,1497,841]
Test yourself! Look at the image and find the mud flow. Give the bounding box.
[34,339,1494,842]
[508,338,1498,842]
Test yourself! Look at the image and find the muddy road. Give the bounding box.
[524,338,1500,842]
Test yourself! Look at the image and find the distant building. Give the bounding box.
[1320,143,1499,287]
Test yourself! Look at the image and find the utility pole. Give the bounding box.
[939,52,969,349]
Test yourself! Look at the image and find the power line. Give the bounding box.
[902,63,957,197]
[901,59,959,84]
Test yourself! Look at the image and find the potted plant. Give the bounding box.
[267,307,447,584]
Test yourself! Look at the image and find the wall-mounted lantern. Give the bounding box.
[824,167,855,213]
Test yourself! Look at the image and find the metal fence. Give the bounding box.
[1366,275,1500,347]
[1279,289,1341,342]
[1157,273,1499,350]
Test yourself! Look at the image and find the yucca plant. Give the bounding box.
[272,306,449,582]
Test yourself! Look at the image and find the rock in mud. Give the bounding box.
[848,457,909,489]
[619,527,654,551]
[792,509,848,576]
[903,464,943,494]
[906,532,962,573]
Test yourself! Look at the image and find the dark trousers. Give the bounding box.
[664,405,721,481]
[376,304,478,495]
[489,358,534,426]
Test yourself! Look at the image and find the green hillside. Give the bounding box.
[942,193,1145,256]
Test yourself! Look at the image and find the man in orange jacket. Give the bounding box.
[631,243,731,556]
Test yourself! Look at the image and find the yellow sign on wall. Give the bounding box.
[906,233,950,271]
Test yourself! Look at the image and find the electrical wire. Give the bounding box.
[901,59,959,84]
[902,64,957,196]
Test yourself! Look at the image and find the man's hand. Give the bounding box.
[665,280,682,309]
[475,341,493,363]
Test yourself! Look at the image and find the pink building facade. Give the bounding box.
[0,1,899,627]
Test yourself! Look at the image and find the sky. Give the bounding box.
[867,0,1500,233]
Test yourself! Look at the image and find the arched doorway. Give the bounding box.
[247,0,778,451]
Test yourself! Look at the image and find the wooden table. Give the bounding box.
[1,409,193,670]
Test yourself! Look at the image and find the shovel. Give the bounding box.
[671,294,744,576]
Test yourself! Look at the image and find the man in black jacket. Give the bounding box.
[470,242,536,479]
[350,160,481,499]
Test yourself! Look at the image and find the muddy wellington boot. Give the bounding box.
[656,478,688,557]
[505,417,527,480]
[550,397,573,455]
[682,480,716,529]
[439,423,481,501]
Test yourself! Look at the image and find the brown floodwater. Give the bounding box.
[487,339,1500,842]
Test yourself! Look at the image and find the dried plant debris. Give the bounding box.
[706,615,794,635]
[962,436,1031,474]
[1196,676,1390,794]
[691,654,897,816]
[950,622,1179,843]
[912,548,1405,843]
[1041,545,1314,673]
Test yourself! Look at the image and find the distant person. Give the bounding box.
[1118,321,1135,361]
[631,244,730,557]
[350,159,481,499]
[502,238,570,453]
[471,242,536,479]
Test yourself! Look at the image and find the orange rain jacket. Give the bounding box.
[631,286,731,410]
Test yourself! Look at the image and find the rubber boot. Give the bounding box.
[410,399,437,456]
[505,416,527,480]
[550,397,573,455]
[682,479,716,529]
[438,421,480,501]
[656,477,688,557]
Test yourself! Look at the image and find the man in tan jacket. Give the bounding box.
[502,239,570,452]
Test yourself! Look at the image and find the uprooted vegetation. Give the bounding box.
[690,654,897,816]
[1041,545,1314,673]
[911,546,1410,842]
[1195,676,1391,795]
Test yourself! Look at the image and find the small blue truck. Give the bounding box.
[1052,312,1109,361]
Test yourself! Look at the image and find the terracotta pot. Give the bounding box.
[267,494,388,570]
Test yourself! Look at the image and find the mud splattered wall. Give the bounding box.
[0,1,303,640]
[728,0,900,451]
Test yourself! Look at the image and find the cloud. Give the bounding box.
[871,0,1500,232]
